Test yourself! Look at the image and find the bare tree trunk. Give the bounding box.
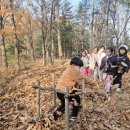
[29,33,35,61]
[49,0,54,65]
[0,35,8,68]
[51,29,54,63]
[28,20,35,61]
[14,40,20,69]
[104,0,110,46]
[46,46,49,63]
[41,23,46,65]
[20,13,35,62]
[10,0,20,70]
[54,0,63,58]
[41,0,46,65]
[81,42,84,49]
[90,0,96,47]
[0,1,8,68]
[111,0,130,49]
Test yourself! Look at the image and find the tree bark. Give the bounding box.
[10,0,20,70]
[54,0,63,58]
[90,0,96,48]
[41,0,46,65]
[0,35,8,68]
[0,1,8,68]
[49,0,54,65]
[29,33,35,61]
[41,22,46,65]
[104,0,110,46]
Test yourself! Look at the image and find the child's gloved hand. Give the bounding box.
[74,81,82,89]
[72,87,82,91]
[73,81,82,91]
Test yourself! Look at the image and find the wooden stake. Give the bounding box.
[82,79,85,113]
[65,87,69,130]
[36,80,40,121]
[52,73,56,107]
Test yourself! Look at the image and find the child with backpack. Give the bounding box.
[113,45,130,92]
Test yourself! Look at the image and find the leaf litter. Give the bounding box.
[0,59,130,130]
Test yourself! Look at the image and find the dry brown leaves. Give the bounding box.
[0,59,130,130]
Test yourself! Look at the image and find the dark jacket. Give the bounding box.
[100,55,117,75]
[115,54,130,73]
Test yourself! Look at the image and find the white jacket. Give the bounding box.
[98,51,106,67]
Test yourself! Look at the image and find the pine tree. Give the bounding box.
[60,0,74,57]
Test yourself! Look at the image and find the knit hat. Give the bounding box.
[119,45,128,50]
[119,45,128,56]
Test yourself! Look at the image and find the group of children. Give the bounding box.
[80,46,106,81]
[49,45,130,122]
[80,45,130,95]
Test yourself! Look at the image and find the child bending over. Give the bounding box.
[50,57,97,121]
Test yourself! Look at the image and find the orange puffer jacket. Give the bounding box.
[56,65,97,92]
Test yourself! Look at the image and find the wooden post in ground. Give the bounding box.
[82,79,85,113]
[52,73,56,107]
[65,87,69,130]
[36,80,41,121]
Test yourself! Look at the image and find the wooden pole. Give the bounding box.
[82,79,85,113]
[36,80,40,121]
[65,87,69,130]
[52,73,56,107]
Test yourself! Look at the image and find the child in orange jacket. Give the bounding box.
[50,57,98,121]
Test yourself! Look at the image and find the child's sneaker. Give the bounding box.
[112,84,119,90]
[49,115,55,121]
[49,111,61,121]
[116,88,122,92]
[70,116,77,121]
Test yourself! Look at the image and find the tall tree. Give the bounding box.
[49,0,54,64]
[75,0,90,49]
[0,0,8,68]
[61,0,74,57]
[10,0,20,70]
[20,9,35,61]
[54,0,63,58]
[110,0,130,48]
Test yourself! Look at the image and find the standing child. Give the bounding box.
[113,45,130,92]
[100,47,117,99]
[81,50,92,77]
[98,46,106,81]
[50,57,97,121]
[91,46,99,80]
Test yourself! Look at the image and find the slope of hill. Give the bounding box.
[0,59,130,130]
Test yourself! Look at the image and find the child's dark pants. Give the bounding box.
[113,73,122,88]
[56,90,80,117]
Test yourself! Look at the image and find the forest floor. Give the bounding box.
[0,59,130,130]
